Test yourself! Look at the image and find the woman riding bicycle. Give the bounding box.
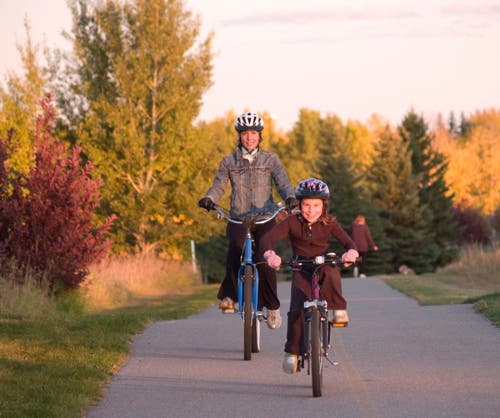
[260,178,358,373]
[198,112,298,329]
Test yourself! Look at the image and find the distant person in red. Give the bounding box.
[351,215,378,277]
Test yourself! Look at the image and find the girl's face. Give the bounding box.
[240,130,260,151]
[300,198,324,224]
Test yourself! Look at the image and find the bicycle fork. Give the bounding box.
[301,302,336,373]
[237,232,259,318]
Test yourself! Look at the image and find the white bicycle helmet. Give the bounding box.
[234,112,264,132]
[295,178,330,199]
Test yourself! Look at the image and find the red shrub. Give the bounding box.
[0,94,116,288]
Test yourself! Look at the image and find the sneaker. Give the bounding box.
[219,297,235,311]
[282,353,298,374]
[360,274,367,278]
[267,309,282,329]
[333,309,349,324]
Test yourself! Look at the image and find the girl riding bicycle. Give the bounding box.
[260,178,358,373]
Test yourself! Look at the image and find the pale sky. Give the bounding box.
[1,0,499,131]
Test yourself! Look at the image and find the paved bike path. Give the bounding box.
[86,278,500,418]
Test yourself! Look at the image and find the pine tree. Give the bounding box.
[368,127,436,273]
[459,112,471,137]
[317,115,367,227]
[448,111,458,137]
[399,111,459,268]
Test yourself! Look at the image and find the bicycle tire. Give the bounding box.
[252,316,260,353]
[243,264,253,361]
[311,308,323,397]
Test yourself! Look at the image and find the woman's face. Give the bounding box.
[300,198,324,224]
[240,130,260,151]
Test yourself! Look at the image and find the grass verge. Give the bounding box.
[380,246,500,326]
[0,258,218,418]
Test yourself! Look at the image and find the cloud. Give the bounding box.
[221,8,420,27]
[219,2,500,44]
[439,1,500,17]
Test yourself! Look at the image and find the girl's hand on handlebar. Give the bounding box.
[342,249,359,265]
[264,250,282,270]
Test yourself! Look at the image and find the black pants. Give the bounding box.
[358,251,368,274]
[217,220,280,310]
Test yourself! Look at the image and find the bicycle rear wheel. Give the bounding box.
[243,265,253,361]
[311,308,323,397]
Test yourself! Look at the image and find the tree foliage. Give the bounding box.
[399,110,459,267]
[0,19,45,178]
[54,0,214,255]
[367,126,435,273]
[0,95,115,289]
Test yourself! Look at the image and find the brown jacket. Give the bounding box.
[261,214,357,258]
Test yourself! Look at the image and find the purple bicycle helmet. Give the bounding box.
[295,178,330,199]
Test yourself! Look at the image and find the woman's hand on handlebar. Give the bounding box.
[198,197,215,211]
[285,197,299,211]
[264,250,282,270]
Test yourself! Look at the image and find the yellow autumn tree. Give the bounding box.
[444,109,500,216]
[0,19,45,178]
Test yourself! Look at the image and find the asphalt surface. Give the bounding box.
[86,277,500,418]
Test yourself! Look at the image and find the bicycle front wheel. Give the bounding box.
[311,308,323,397]
[243,265,253,361]
[252,317,260,353]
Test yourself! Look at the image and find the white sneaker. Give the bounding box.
[333,309,349,324]
[282,353,298,374]
[219,297,235,311]
[360,274,367,278]
[267,309,282,329]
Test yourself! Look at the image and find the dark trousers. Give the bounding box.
[285,265,346,355]
[358,251,368,274]
[217,220,280,310]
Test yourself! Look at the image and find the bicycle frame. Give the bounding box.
[237,218,260,317]
[288,253,351,397]
[213,204,287,360]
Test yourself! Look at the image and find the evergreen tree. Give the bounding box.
[317,115,367,227]
[55,0,214,255]
[448,111,458,137]
[368,127,436,273]
[459,112,471,137]
[399,111,459,268]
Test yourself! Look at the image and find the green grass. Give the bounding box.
[0,285,218,418]
[380,246,500,326]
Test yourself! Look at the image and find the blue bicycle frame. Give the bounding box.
[237,228,259,316]
[213,204,287,360]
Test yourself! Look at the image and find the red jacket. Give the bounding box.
[351,222,375,252]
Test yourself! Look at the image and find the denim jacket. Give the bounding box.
[204,147,295,218]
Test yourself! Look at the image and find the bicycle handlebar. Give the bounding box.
[287,252,344,268]
[213,204,288,225]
